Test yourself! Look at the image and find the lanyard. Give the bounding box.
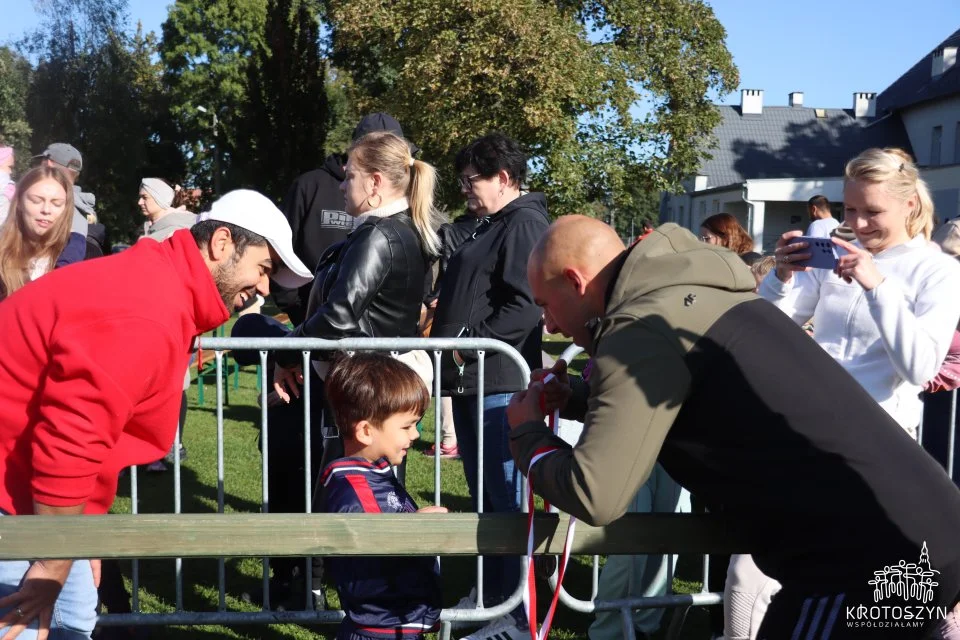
[523,373,577,640]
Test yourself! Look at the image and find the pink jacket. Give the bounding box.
[926,330,960,393]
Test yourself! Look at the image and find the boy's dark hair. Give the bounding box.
[454,132,528,187]
[191,220,267,258]
[325,353,430,438]
[808,195,830,211]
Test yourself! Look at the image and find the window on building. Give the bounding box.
[931,125,943,166]
[713,199,720,213]
[954,122,960,164]
[678,205,685,226]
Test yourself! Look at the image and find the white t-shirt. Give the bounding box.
[28,257,52,283]
[806,217,840,238]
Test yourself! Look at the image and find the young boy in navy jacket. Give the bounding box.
[320,353,445,640]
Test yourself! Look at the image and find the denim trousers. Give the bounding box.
[451,393,521,607]
[0,558,97,639]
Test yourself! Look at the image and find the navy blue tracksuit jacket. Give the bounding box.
[319,457,441,639]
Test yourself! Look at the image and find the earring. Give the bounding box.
[367,193,382,209]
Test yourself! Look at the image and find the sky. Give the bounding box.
[2,0,959,110]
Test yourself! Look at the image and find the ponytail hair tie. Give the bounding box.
[409,157,415,168]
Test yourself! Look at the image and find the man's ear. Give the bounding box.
[354,420,375,446]
[498,169,511,189]
[561,267,588,296]
[207,226,233,263]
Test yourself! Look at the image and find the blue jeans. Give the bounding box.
[452,393,521,607]
[0,558,97,639]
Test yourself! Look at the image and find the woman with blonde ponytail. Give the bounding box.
[760,147,960,435]
[272,130,440,470]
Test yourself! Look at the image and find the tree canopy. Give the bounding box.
[159,0,268,195]
[20,0,184,240]
[0,47,32,173]
[244,0,329,197]
[2,0,737,239]
[328,0,738,214]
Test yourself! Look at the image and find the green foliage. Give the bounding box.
[323,67,359,157]
[0,47,32,174]
[327,0,738,215]
[20,0,185,241]
[244,0,329,198]
[159,0,268,195]
[161,0,336,202]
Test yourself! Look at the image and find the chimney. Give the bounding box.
[853,92,877,118]
[932,46,958,78]
[740,89,763,115]
[788,91,804,107]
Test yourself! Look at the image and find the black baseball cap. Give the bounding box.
[352,113,419,155]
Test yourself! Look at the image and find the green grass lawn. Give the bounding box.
[105,332,713,638]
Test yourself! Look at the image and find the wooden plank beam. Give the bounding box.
[0,513,764,560]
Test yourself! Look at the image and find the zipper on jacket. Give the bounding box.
[455,325,469,394]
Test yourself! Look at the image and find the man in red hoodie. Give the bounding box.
[0,189,312,639]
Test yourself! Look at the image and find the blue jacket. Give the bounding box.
[319,457,441,638]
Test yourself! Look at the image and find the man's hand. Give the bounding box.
[530,360,572,414]
[90,560,100,589]
[273,363,304,404]
[416,506,449,513]
[507,383,546,429]
[0,559,72,640]
[832,237,885,291]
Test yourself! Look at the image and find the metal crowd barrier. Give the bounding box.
[102,336,534,638]
[8,335,956,639]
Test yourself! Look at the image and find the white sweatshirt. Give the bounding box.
[758,235,960,436]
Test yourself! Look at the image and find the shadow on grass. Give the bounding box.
[190,404,265,427]
[115,461,263,515]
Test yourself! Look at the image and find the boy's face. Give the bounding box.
[369,411,422,465]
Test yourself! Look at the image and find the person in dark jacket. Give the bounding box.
[83,214,108,260]
[271,130,443,607]
[430,133,549,640]
[509,217,960,640]
[320,353,444,640]
[272,113,415,325]
[272,129,441,394]
[422,213,482,459]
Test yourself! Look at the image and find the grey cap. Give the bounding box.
[351,113,419,154]
[32,143,83,173]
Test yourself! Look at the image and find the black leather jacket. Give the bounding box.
[276,211,428,367]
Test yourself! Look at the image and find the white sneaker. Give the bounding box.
[458,613,527,640]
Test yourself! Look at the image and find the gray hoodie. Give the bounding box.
[143,210,198,242]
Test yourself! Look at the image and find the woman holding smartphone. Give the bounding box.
[735,148,960,640]
[759,147,960,438]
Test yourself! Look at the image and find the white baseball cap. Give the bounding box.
[198,189,313,289]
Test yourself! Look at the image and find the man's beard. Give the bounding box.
[213,254,244,310]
